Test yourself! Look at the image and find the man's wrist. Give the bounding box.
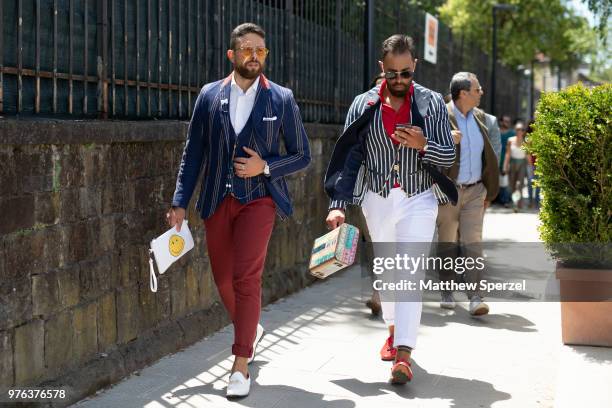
[262,161,270,177]
[419,140,429,154]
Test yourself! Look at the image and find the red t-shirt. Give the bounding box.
[378,80,414,187]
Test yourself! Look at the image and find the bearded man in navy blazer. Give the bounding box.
[166,23,310,398]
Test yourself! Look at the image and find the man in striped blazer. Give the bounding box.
[167,23,310,398]
[325,34,455,384]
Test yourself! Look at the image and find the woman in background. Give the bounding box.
[503,122,528,210]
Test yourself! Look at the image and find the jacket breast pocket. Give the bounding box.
[255,114,282,151]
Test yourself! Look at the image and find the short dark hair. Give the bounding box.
[229,23,265,50]
[450,72,477,101]
[381,34,417,60]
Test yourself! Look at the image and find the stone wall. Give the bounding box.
[0,119,354,407]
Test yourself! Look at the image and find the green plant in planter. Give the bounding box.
[527,83,611,268]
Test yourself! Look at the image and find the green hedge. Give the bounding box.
[527,83,611,267]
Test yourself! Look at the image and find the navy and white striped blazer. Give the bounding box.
[327,82,455,209]
[172,74,311,219]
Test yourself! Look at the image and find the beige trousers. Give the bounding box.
[436,182,487,299]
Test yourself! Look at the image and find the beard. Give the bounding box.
[387,81,411,98]
[235,59,264,80]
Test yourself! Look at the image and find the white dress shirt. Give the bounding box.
[452,101,484,184]
[229,74,260,135]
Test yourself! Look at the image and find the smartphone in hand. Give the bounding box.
[392,123,412,143]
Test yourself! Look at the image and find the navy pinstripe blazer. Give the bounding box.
[172,74,311,219]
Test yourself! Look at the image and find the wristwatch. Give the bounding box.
[263,161,270,177]
[419,142,429,156]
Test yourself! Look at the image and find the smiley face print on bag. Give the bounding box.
[169,235,185,257]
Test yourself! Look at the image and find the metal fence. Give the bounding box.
[0,0,520,123]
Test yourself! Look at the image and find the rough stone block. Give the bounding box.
[99,216,115,254]
[35,192,60,226]
[0,278,32,331]
[79,256,111,302]
[32,272,60,317]
[138,282,159,332]
[170,269,187,319]
[116,286,139,344]
[185,265,200,312]
[59,146,84,188]
[0,147,20,197]
[79,187,102,220]
[66,222,88,264]
[14,319,44,384]
[44,310,73,375]
[97,292,117,351]
[43,225,64,270]
[155,276,172,322]
[0,196,35,235]
[73,302,98,365]
[0,330,13,389]
[58,188,80,224]
[56,264,80,308]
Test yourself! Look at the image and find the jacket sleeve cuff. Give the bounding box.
[329,199,348,211]
[171,198,188,210]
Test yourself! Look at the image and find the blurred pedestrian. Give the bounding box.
[496,114,515,206]
[524,121,540,209]
[503,122,528,210]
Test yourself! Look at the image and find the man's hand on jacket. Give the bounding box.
[233,147,266,178]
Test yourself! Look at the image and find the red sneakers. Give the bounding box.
[380,335,397,361]
[390,358,413,384]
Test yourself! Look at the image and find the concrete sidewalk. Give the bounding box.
[73,209,612,408]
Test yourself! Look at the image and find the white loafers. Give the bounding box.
[226,371,250,398]
[248,324,265,365]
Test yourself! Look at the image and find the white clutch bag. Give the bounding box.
[149,221,195,292]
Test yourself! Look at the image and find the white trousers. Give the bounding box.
[361,188,437,349]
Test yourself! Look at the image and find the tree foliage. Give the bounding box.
[584,0,611,41]
[438,0,595,68]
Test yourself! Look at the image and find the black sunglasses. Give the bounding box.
[384,69,414,80]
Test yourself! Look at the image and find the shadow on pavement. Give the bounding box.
[171,361,356,408]
[420,303,538,333]
[331,360,512,407]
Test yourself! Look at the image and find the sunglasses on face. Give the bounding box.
[237,46,269,59]
[383,69,414,80]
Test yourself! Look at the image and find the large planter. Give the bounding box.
[556,264,612,347]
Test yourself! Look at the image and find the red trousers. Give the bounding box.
[204,195,276,357]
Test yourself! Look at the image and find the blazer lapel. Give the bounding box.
[250,75,273,150]
[217,75,233,148]
[251,77,270,130]
[413,82,432,119]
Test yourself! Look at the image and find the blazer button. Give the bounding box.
[393,164,400,172]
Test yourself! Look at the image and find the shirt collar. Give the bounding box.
[451,100,473,120]
[231,73,260,96]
